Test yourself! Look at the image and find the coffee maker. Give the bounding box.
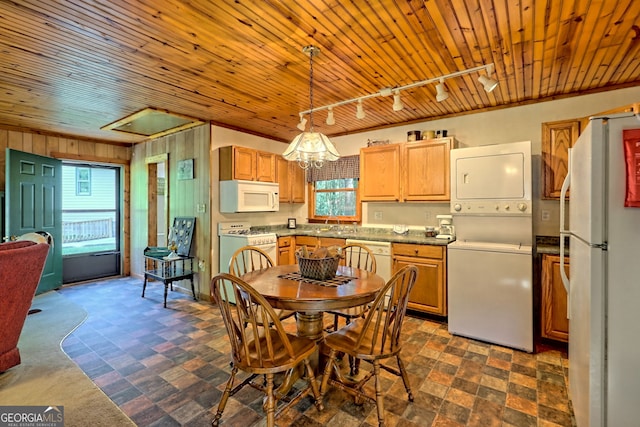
[436,215,455,240]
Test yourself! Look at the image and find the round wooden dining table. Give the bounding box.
[240,263,385,341]
[239,263,385,396]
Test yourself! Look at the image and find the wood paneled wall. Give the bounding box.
[0,128,132,275]
[130,124,211,299]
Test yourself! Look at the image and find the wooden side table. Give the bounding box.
[143,254,196,307]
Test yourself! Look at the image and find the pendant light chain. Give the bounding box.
[307,46,315,132]
[282,45,340,169]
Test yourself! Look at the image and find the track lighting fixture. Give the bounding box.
[295,62,498,129]
[356,99,366,119]
[283,45,340,169]
[392,90,404,111]
[435,79,449,102]
[326,107,335,125]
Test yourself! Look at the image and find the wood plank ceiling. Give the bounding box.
[0,0,639,145]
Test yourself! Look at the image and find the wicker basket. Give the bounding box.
[297,255,340,280]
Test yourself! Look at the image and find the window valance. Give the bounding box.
[306,155,360,182]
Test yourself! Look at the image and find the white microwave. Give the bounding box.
[219,180,279,213]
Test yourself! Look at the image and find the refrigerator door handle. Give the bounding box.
[559,148,571,298]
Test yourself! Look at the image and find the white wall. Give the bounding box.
[210,86,640,273]
[329,86,640,235]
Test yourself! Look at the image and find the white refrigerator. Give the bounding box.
[560,112,640,427]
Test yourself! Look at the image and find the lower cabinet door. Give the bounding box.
[393,256,446,316]
[541,254,569,342]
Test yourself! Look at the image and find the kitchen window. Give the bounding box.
[308,155,361,223]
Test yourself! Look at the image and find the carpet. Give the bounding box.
[0,291,135,427]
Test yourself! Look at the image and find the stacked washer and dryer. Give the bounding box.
[447,141,533,352]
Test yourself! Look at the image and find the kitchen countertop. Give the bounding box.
[256,227,572,252]
[535,236,570,256]
[254,225,452,246]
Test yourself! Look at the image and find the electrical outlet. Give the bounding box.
[374,211,383,220]
[196,203,206,213]
[541,210,551,221]
[198,259,206,270]
[425,211,432,221]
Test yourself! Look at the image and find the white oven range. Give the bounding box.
[218,222,278,274]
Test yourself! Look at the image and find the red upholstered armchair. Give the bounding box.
[0,240,50,372]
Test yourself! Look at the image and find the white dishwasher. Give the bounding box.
[345,239,392,282]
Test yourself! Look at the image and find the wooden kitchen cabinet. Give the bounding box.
[542,120,580,199]
[392,243,447,316]
[403,138,454,201]
[359,144,401,201]
[219,146,276,182]
[295,235,318,252]
[276,156,306,203]
[541,254,570,342]
[318,237,346,248]
[360,138,456,202]
[277,236,294,265]
[294,235,345,262]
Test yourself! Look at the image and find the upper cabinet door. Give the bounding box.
[542,120,580,199]
[276,156,291,202]
[256,151,276,182]
[360,144,401,201]
[290,162,306,203]
[232,146,256,181]
[276,156,306,203]
[219,146,277,182]
[403,139,453,201]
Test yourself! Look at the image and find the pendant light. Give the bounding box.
[283,45,340,169]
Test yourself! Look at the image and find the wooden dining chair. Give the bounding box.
[327,243,377,331]
[228,245,296,322]
[210,273,324,427]
[320,265,418,427]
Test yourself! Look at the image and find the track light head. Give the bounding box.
[392,90,404,111]
[326,107,335,125]
[297,114,307,131]
[356,99,365,119]
[478,75,499,92]
[435,80,449,102]
[479,64,498,92]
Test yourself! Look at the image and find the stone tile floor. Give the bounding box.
[59,277,575,426]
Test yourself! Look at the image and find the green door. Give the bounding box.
[5,149,62,293]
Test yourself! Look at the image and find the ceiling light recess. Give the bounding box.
[101,107,204,139]
[297,63,498,124]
